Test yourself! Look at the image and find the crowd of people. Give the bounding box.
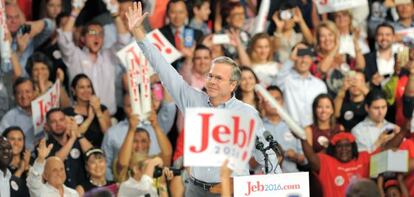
[1,0,414,196]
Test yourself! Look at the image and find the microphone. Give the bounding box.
[255,136,265,151]
[263,131,283,156]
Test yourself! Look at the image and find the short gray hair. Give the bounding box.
[212,56,241,85]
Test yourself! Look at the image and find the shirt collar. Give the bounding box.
[0,169,11,179]
[171,26,185,35]
[207,95,237,108]
[291,69,312,80]
[16,106,31,116]
[363,117,388,127]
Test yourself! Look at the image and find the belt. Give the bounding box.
[188,176,221,193]
[188,176,233,194]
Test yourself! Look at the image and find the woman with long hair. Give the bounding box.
[2,126,31,179]
[247,33,280,87]
[235,66,261,111]
[305,93,344,153]
[63,74,111,147]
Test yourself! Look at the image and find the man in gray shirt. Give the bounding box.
[126,3,267,196]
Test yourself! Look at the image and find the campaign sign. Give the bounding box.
[31,80,60,135]
[314,0,368,14]
[184,108,256,171]
[117,43,152,119]
[146,29,182,63]
[234,172,310,197]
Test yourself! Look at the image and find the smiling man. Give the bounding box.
[57,0,130,115]
[0,77,39,151]
[126,3,266,196]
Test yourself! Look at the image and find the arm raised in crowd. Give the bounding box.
[300,139,321,172]
[26,138,53,193]
[293,7,313,45]
[117,115,140,169]
[149,110,172,166]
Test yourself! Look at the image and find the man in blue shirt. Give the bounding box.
[126,3,267,196]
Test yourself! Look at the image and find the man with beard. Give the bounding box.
[364,23,397,87]
[0,137,29,197]
[33,108,92,194]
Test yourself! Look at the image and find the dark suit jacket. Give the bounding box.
[159,25,203,70]
[10,175,29,197]
[363,51,379,83]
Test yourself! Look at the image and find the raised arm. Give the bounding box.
[293,7,313,45]
[126,2,205,112]
[149,110,172,166]
[117,115,139,169]
[27,138,53,194]
[300,139,320,172]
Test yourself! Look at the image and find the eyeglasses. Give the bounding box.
[87,30,103,36]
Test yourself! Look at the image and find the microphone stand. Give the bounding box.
[261,147,272,174]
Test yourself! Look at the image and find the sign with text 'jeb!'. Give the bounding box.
[31,80,60,135]
[117,43,152,120]
[184,108,256,171]
[234,172,310,197]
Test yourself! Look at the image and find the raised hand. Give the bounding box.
[128,114,140,130]
[89,95,101,111]
[125,2,148,33]
[37,138,53,162]
[293,7,304,23]
[16,33,30,53]
[272,11,285,33]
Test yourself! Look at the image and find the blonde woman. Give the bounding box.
[247,33,280,87]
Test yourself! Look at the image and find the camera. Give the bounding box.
[279,10,293,21]
[153,166,181,178]
[17,24,31,35]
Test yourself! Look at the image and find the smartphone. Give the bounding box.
[17,24,31,35]
[279,10,293,21]
[385,128,394,135]
[297,48,314,57]
[183,28,194,48]
[212,34,231,45]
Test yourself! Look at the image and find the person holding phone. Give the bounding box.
[351,90,401,153]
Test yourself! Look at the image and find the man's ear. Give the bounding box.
[230,81,238,93]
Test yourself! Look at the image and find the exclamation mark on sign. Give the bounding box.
[152,33,172,54]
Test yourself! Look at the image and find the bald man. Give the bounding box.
[26,139,79,197]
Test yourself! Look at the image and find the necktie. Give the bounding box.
[174,30,182,50]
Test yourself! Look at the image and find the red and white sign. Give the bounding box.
[184,108,257,171]
[117,43,152,120]
[234,172,310,197]
[31,80,60,135]
[397,28,414,41]
[314,0,368,14]
[147,29,182,63]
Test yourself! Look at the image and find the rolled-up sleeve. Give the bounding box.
[57,29,78,66]
[26,160,45,195]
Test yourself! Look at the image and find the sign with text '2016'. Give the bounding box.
[184,108,256,171]
[31,80,60,135]
[315,0,368,14]
[234,172,310,197]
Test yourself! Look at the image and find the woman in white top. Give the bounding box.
[247,33,280,87]
[333,10,370,58]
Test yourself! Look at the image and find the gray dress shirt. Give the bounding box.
[0,107,44,150]
[136,38,265,183]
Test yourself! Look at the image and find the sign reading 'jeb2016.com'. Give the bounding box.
[234,172,310,197]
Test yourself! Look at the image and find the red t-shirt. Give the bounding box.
[400,139,414,196]
[317,152,370,197]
